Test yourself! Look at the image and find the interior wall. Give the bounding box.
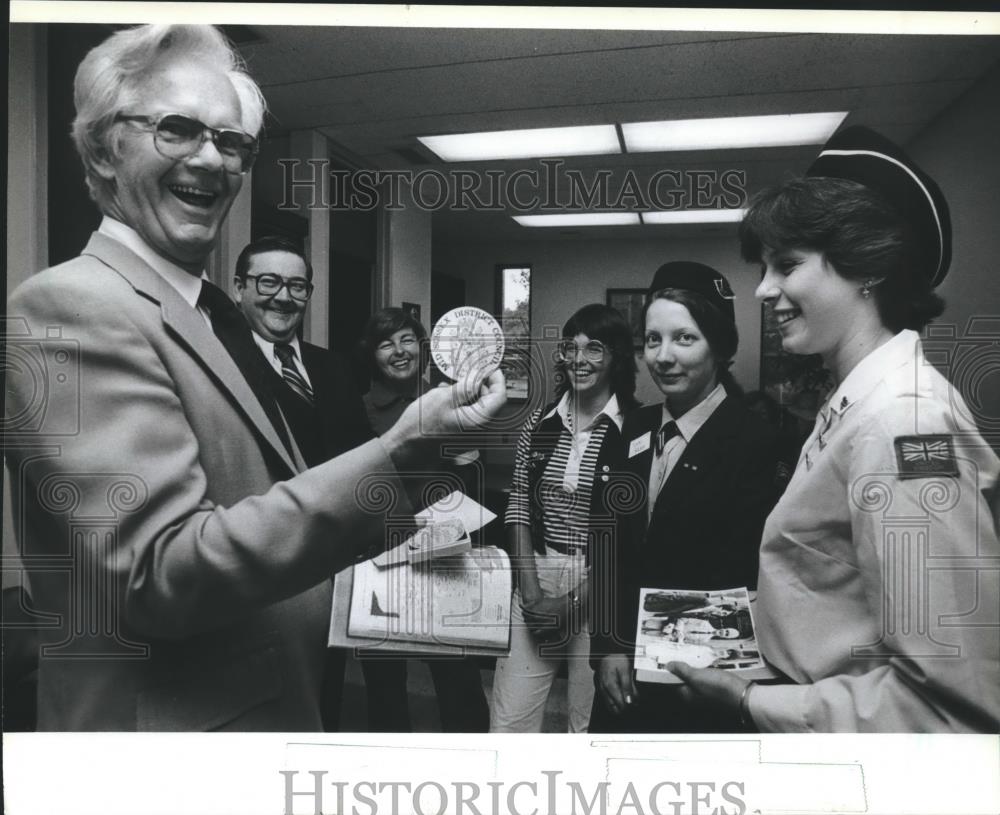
[382,201,432,320]
[5,25,49,590]
[910,59,1000,335]
[433,233,762,406]
[907,58,1000,449]
[7,25,48,292]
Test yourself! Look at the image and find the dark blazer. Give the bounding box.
[266,341,375,466]
[519,402,634,563]
[590,395,788,661]
[4,233,406,731]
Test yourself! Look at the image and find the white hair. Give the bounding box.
[71,25,266,209]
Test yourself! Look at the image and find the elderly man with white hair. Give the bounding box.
[4,24,504,731]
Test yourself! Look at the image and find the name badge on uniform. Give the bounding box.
[629,432,652,458]
[894,434,959,479]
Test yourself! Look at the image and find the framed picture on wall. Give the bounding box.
[606,288,646,349]
[401,302,421,325]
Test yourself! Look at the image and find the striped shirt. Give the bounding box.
[506,392,623,554]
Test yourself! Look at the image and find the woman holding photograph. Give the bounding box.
[490,304,638,732]
[589,262,788,733]
[669,126,1000,732]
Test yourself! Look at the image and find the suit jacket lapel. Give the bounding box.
[82,233,299,475]
[622,405,661,539]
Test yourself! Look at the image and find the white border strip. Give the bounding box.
[8,2,1000,33]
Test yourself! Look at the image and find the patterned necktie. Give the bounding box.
[198,281,294,457]
[273,342,314,405]
[653,420,680,456]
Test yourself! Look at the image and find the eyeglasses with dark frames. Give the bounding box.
[243,273,314,302]
[115,112,259,174]
[557,340,608,363]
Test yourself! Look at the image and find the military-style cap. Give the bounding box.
[648,260,736,326]
[807,125,951,287]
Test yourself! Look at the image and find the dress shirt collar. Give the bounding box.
[367,376,429,410]
[660,382,726,442]
[98,216,205,307]
[818,329,918,425]
[544,390,624,432]
[251,331,303,365]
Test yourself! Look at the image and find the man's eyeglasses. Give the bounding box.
[116,112,259,174]
[243,274,314,302]
[557,340,607,363]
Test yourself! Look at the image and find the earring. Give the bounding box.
[860,279,875,299]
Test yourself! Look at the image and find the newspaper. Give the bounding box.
[347,545,511,650]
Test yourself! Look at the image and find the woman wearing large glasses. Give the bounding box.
[589,262,788,733]
[491,304,639,732]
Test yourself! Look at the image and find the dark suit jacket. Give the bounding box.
[266,341,375,467]
[4,233,406,731]
[590,395,787,661]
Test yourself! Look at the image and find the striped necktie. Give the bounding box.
[197,281,294,458]
[653,420,680,456]
[273,342,314,405]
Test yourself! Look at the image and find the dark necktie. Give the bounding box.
[197,281,294,457]
[653,420,680,456]
[273,343,315,405]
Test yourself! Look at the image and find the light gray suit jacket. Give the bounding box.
[4,233,405,730]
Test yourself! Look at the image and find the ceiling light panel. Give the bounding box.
[514,213,640,227]
[643,209,747,224]
[419,125,621,162]
[622,112,848,152]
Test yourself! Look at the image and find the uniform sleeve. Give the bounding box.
[752,397,1000,732]
[5,273,408,640]
[504,410,540,527]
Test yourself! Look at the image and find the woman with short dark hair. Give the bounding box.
[360,307,429,432]
[670,126,1000,732]
[354,307,489,732]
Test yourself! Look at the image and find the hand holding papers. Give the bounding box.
[330,491,511,655]
[372,491,497,567]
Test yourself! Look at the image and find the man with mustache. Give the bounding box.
[233,235,376,730]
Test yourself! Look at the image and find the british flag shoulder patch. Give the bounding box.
[894,434,958,479]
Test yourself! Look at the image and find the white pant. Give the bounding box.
[490,549,594,733]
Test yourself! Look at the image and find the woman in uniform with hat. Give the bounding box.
[589,262,788,733]
[668,126,1000,732]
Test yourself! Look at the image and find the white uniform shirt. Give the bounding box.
[751,329,1000,732]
